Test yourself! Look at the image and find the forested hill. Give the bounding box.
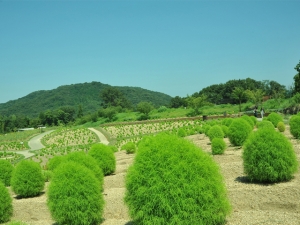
[0,81,172,117]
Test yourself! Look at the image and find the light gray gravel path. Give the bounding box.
[88,127,109,145]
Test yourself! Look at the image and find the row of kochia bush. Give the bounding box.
[1,112,300,224]
[0,143,116,224]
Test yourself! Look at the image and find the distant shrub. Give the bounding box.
[202,124,211,136]
[0,160,14,186]
[266,112,283,127]
[109,145,118,152]
[243,127,298,183]
[177,127,187,137]
[11,160,44,197]
[48,162,104,225]
[46,155,65,171]
[42,170,53,182]
[222,118,233,127]
[228,118,252,146]
[211,138,226,155]
[121,142,136,154]
[221,125,229,138]
[207,125,224,141]
[277,121,285,132]
[256,120,274,130]
[289,115,300,139]
[241,115,255,128]
[0,182,13,223]
[125,133,231,224]
[88,143,116,176]
[157,106,168,112]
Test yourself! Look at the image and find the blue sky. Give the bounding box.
[0,0,299,104]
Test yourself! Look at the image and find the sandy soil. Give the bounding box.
[6,126,300,225]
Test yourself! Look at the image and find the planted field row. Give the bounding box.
[42,128,99,147]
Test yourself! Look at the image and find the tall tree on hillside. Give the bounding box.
[294,60,300,94]
[232,87,246,112]
[100,87,131,109]
[169,96,187,108]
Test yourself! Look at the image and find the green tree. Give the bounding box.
[169,96,187,108]
[136,101,153,115]
[245,89,265,106]
[232,87,246,112]
[187,94,208,115]
[294,60,300,94]
[100,87,131,109]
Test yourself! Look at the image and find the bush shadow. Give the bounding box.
[14,191,46,199]
[235,176,275,186]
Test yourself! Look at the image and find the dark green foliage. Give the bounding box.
[211,138,226,155]
[88,143,116,176]
[228,118,252,146]
[256,120,274,130]
[0,160,14,186]
[47,162,104,225]
[11,160,44,197]
[125,133,231,225]
[0,82,172,118]
[207,125,224,141]
[289,115,300,139]
[0,182,13,223]
[121,142,136,154]
[241,115,255,128]
[243,127,298,183]
[266,112,283,127]
[277,121,285,132]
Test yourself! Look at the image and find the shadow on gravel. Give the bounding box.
[235,176,275,186]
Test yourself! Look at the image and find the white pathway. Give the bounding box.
[88,127,110,145]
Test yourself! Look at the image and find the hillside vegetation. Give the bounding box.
[0,81,172,117]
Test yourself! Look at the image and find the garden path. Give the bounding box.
[88,127,109,145]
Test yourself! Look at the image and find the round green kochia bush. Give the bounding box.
[266,112,283,127]
[11,160,44,197]
[0,160,14,186]
[125,133,231,225]
[277,121,285,132]
[207,125,224,141]
[88,143,116,176]
[121,142,136,154]
[221,125,229,138]
[47,162,104,225]
[243,127,298,183]
[228,118,252,146]
[46,155,65,171]
[289,115,300,139]
[177,127,187,137]
[256,120,274,130]
[0,182,13,223]
[211,138,226,155]
[241,115,255,128]
[222,118,233,127]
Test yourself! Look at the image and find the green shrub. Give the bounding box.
[0,160,14,186]
[47,162,104,225]
[11,160,45,197]
[266,112,283,127]
[228,118,252,146]
[241,115,255,128]
[243,127,298,183]
[250,116,257,126]
[46,155,65,171]
[0,182,13,223]
[157,106,168,112]
[207,125,224,141]
[88,143,116,176]
[202,124,211,136]
[42,170,53,182]
[211,138,226,155]
[221,125,229,138]
[121,142,136,154]
[289,115,300,139]
[177,127,187,137]
[256,120,274,130]
[222,118,233,127]
[125,133,231,225]
[277,121,285,132]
